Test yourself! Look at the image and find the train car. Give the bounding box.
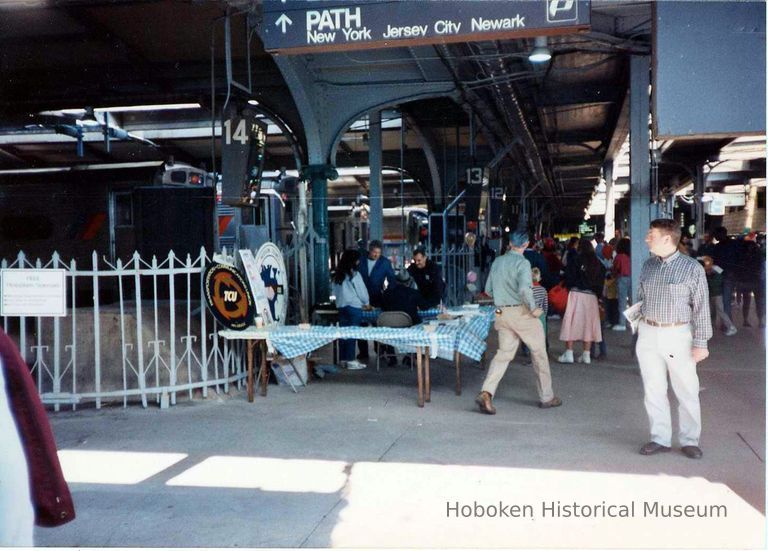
[0,161,216,267]
[327,203,428,268]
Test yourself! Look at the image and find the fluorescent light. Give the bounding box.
[0,161,164,175]
[248,99,260,106]
[97,103,201,113]
[529,37,551,63]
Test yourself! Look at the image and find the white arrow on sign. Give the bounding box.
[275,14,293,33]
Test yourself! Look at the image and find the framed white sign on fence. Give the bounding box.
[0,269,67,317]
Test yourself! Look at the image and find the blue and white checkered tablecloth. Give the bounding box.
[220,307,494,362]
[267,325,449,360]
[360,307,441,323]
[418,307,495,362]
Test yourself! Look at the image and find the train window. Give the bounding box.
[1,215,54,240]
[114,192,133,227]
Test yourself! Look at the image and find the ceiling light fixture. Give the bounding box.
[94,103,202,113]
[528,36,551,63]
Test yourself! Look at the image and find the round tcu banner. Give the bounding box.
[203,263,255,330]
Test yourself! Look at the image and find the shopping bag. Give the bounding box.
[548,282,569,315]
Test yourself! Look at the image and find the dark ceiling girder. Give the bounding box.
[552,156,604,168]
[61,6,160,87]
[539,83,623,108]
[553,167,600,179]
[661,139,734,167]
[604,93,630,161]
[547,131,606,145]
[705,170,764,183]
[157,141,201,167]
[556,175,601,183]
[443,40,558,207]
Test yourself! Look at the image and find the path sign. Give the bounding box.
[261,0,590,54]
[0,269,67,317]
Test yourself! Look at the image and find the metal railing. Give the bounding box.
[1,249,246,410]
[381,243,479,307]
[425,244,478,307]
[0,236,477,410]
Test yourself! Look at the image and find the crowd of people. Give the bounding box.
[476,221,765,461]
[330,222,764,459]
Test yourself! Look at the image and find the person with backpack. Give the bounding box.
[557,238,605,364]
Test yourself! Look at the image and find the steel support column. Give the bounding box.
[303,164,338,303]
[694,164,706,239]
[629,56,652,302]
[603,161,616,239]
[517,180,527,231]
[368,110,383,242]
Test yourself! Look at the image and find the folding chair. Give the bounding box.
[375,311,414,371]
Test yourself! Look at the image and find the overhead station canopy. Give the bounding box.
[0,0,764,228]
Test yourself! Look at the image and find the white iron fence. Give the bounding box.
[0,236,478,411]
[1,248,247,411]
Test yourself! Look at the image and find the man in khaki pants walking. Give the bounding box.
[476,230,562,414]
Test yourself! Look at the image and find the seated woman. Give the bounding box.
[331,249,370,370]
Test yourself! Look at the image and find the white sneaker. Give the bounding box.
[345,360,367,370]
[724,327,738,336]
[557,350,574,363]
[578,351,591,364]
[612,324,627,331]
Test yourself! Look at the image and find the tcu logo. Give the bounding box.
[547,0,578,23]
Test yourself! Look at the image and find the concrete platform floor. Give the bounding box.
[35,314,766,548]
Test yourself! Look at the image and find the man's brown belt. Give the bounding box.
[643,318,687,327]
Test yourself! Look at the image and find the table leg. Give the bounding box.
[425,346,431,403]
[260,340,268,397]
[416,346,424,408]
[247,340,255,403]
[455,350,462,396]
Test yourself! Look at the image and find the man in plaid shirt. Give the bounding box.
[636,219,712,460]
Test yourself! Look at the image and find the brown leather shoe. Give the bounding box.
[538,396,562,409]
[475,391,496,415]
[681,445,703,459]
[639,441,671,455]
